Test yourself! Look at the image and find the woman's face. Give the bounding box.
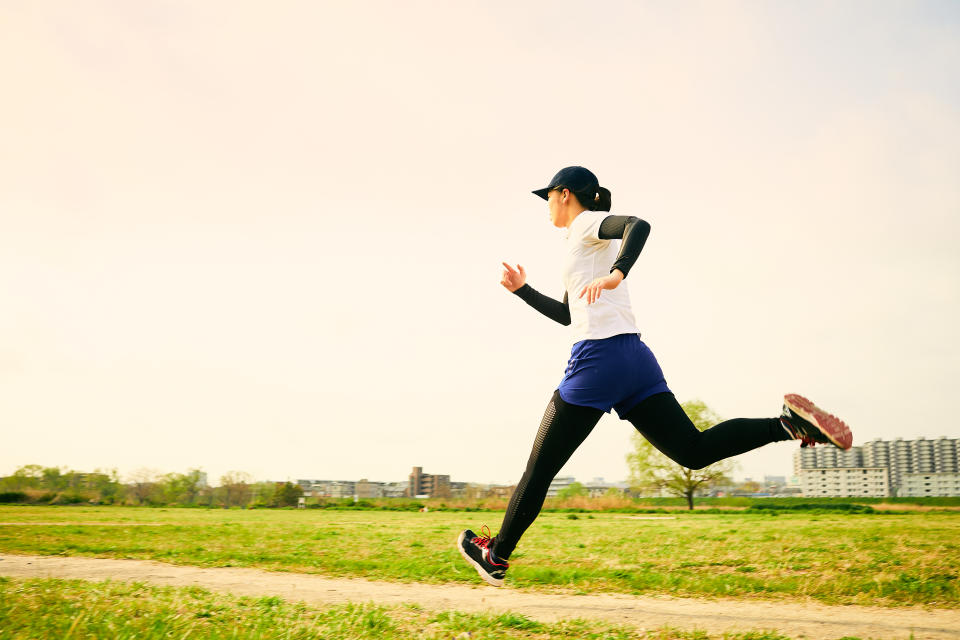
[547,188,566,228]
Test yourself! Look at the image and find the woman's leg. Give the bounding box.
[622,392,789,470]
[492,390,603,560]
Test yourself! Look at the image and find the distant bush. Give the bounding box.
[305,498,424,511]
[51,492,88,505]
[346,499,376,509]
[373,500,424,511]
[545,494,639,511]
[748,503,875,514]
[0,491,27,503]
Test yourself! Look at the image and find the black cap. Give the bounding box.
[532,166,599,200]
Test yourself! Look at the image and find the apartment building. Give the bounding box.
[355,479,385,499]
[794,437,960,497]
[382,481,409,498]
[899,472,960,497]
[408,467,451,498]
[295,479,356,498]
[799,466,890,497]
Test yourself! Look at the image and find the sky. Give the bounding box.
[2,1,958,488]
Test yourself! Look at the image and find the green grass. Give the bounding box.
[0,576,808,639]
[0,506,957,607]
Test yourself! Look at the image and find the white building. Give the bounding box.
[382,481,409,498]
[899,472,960,497]
[583,477,629,497]
[294,479,356,498]
[798,466,890,497]
[547,476,576,498]
[794,437,960,497]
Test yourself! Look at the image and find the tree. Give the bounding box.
[557,481,588,499]
[250,481,278,507]
[219,471,253,507]
[41,467,67,491]
[127,468,161,505]
[736,480,762,495]
[250,480,303,507]
[462,484,488,500]
[626,399,735,510]
[7,465,44,490]
[274,482,303,507]
[161,469,205,505]
[90,468,124,504]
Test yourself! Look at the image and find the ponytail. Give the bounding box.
[594,186,612,212]
[574,185,612,212]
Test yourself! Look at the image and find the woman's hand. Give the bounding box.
[500,262,526,292]
[579,269,624,304]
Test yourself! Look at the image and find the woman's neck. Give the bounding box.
[563,207,587,228]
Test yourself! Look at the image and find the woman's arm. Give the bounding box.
[513,285,571,326]
[598,215,651,279]
[501,262,571,326]
[578,215,651,304]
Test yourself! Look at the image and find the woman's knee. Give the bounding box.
[659,446,713,470]
[677,454,711,470]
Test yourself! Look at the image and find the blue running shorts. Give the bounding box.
[557,333,671,418]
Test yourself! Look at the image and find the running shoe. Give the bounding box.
[457,526,509,587]
[781,394,853,450]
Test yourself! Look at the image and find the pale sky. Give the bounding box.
[2,1,958,488]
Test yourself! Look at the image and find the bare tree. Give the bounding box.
[127,468,161,505]
[462,484,488,500]
[219,471,253,507]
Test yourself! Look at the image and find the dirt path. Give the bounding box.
[2,554,958,639]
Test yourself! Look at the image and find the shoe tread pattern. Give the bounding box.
[784,393,852,450]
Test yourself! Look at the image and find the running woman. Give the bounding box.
[457,166,853,587]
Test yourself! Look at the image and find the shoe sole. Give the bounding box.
[784,394,853,450]
[456,531,504,587]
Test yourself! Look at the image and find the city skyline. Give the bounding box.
[8,427,960,487]
[11,437,959,497]
[11,436,957,489]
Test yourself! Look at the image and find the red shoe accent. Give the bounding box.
[471,525,507,567]
[471,524,494,548]
[784,394,853,450]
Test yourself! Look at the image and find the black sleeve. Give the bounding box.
[512,285,571,326]
[598,215,651,279]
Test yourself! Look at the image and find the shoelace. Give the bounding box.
[471,524,494,549]
[471,525,508,567]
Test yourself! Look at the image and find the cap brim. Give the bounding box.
[531,187,550,200]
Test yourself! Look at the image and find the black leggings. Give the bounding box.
[492,390,788,560]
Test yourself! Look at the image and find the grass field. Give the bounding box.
[1,506,957,608]
[0,577,801,640]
